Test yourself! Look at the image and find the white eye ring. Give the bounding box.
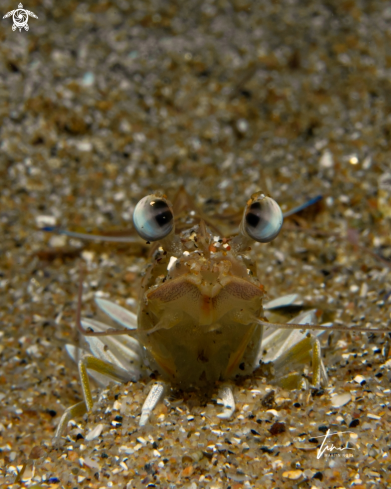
[133,194,174,241]
[242,194,283,243]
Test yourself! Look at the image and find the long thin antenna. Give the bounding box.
[283,195,323,218]
[42,226,141,243]
[256,317,391,334]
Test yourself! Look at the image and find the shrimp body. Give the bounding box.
[54,190,331,441]
[138,223,265,388]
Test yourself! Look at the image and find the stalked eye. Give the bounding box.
[133,194,174,241]
[243,193,283,243]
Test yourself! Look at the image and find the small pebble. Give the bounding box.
[330,393,352,408]
[282,470,303,480]
[85,423,104,441]
[82,71,95,86]
[367,413,381,420]
[35,215,56,228]
[354,375,366,384]
[319,149,334,168]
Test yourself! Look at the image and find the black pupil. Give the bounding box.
[245,202,261,228]
[152,200,173,227]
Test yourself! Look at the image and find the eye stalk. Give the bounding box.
[133,194,174,241]
[231,192,283,252]
[242,193,283,243]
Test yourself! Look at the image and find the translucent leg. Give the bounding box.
[216,385,235,419]
[139,383,165,426]
[312,338,328,388]
[53,401,87,444]
[225,325,255,377]
[78,354,131,411]
[53,354,131,443]
[273,337,328,389]
[278,373,309,390]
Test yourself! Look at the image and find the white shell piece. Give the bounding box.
[81,317,141,354]
[319,322,333,328]
[216,386,236,419]
[81,320,143,379]
[95,297,137,330]
[320,356,328,385]
[139,383,165,426]
[330,393,351,408]
[64,343,81,363]
[85,423,104,441]
[261,310,321,364]
[84,337,141,381]
[167,256,178,271]
[263,294,300,310]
